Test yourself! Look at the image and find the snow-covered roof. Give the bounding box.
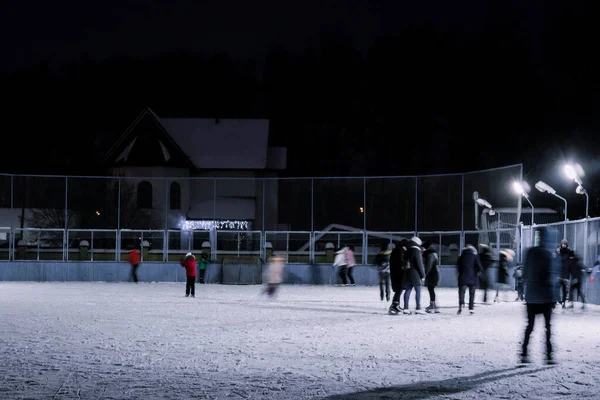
[158,116,270,170]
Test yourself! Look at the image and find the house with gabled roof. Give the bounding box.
[104,108,286,244]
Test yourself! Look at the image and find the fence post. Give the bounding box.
[311,178,314,263]
[64,177,68,261]
[414,177,418,235]
[363,178,367,265]
[163,230,168,262]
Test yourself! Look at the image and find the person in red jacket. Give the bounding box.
[129,247,141,283]
[180,252,197,297]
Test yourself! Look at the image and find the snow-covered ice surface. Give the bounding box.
[1,283,599,400]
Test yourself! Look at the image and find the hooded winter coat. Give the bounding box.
[403,238,425,288]
[423,245,439,287]
[389,241,407,292]
[523,227,560,304]
[457,245,482,286]
[180,255,197,277]
[497,254,510,285]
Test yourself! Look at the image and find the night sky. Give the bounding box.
[1,0,599,216]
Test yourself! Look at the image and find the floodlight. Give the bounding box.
[476,198,492,209]
[535,181,567,238]
[535,181,556,195]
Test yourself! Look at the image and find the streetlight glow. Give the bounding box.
[512,181,528,198]
[564,164,576,180]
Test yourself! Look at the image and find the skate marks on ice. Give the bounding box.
[322,366,554,400]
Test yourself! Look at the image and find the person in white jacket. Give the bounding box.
[263,255,285,297]
[334,246,354,285]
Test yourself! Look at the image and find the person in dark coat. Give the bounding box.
[402,237,426,314]
[568,252,586,309]
[521,227,559,364]
[494,249,514,303]
[457,245,482,314]
[422,241,440,313]
[374,243,392,301]
[478,244,495,304]
[558,239,571,307]
[513,264,525,301]
[388,239,407,315]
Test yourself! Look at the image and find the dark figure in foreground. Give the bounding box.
[180,252,197,297]
[388,240,407,315]
[456,245,482,314]
[129,247,140,283]
[521,227,559,364]
[375,243,392,301]
[423,241,440,313]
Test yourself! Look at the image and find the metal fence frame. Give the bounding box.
[0,163,523,233]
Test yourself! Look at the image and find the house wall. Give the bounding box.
[101,167,279,231]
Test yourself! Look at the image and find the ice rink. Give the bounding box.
[1,282,599,399]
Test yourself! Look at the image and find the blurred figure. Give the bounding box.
[402,237,425,315]
[513,264,525,301]
[494,249,515,303]
[568,252,586,309]
[198,253,209,283]
[345,245,357,285]
[375,243,392,301]
[388,239,407,315]
[263,255,285,297]
[334,246,354,286]
[128,246,141,283]
[478,244,495,304]
[558,239,571,308]
[422,241,440,313]
[457,245,482,315]
[180,252,197,297]
[521,227,559,365]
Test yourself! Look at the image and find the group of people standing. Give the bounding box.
[373,237,440,315]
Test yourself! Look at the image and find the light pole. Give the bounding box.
[564,163,590,266]
[513,181,534,245]
[477,197,500,253]
[535,181,567,239]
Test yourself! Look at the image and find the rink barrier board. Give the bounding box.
[0,261,598,305]
[0,262,527,288]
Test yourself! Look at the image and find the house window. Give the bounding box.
[137,181,152,209]
[170,182,181,210]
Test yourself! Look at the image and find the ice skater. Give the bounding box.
[513,264,524,301]
[457,245,482,315]
[402,236,425,315]
[129,246,141,283]
[520,227,559,364]
[180,252,197,297]
[198,253,209,283]
[568,252,586,309]
[423,241,440,313]
[334,246,354,286]
[494,249,515,303]
[263,255,285,297]
[374,243,391,301]
[388,240,407,315]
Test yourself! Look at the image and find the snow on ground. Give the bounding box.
[0,283,599,400]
